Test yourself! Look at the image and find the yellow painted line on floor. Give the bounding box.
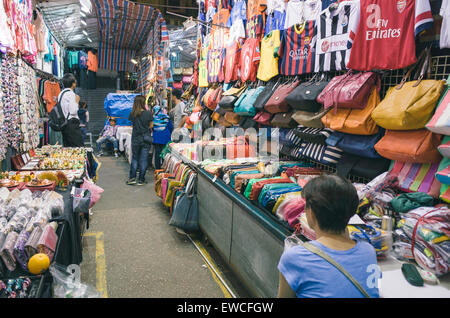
[190,237,234,298]
[83,232,108,298]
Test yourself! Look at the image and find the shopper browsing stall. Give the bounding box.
[152,105,173,170]
[78,101,89,144]
[278,175,380,298]
[59,73,84,147]
[96,118,119,157]
[171,89,187,129]
[127,95,153,186]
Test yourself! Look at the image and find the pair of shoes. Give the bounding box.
[136,180,148,186]
[97,152,103,157]
[126,178,137,185]
[114,152,118,158]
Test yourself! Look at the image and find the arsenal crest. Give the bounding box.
[397,0,406,13]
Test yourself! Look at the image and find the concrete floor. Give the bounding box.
[79,155,239,298]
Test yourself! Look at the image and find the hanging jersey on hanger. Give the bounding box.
[207,48,225,83]
[279,21,316,75]
[257,30,281,81]
[240,37,261,82]
[312,0,360,72]
[225,40,242,83]
[285,0,322,29]
[441,0,450,49]
[347,0,433,71]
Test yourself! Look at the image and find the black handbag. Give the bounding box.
[201,109,213,130]
[270,112,297,128]
[219,95,239,111]
[143,132,153,144]
[173,74,183,82]
[254,80,279,110]
[336,153,390,181]
[238,116,258,129]
[286,77,330,112]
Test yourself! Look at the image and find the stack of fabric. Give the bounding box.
[393,206,450,276]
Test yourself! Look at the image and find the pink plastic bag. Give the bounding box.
[80,178,104,208]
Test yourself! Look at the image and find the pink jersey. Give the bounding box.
[347,0,433,71]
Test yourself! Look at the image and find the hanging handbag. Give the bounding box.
[292,108,330,128]
[317,71,380,111]
[265,79,300,114]
[426,77,450,135]
[212,111,221,122]
[374,129,443,163]
[271,112,297,128]
[438,136,450,158]
[173,82,183,89]
[372,48,446,130]
[321,88,380,135]
[238,116,258,129]
[173,74,183,82]
[254,80,278,110]
[173,67,183,75]
[182,75,193,84]
[286,76,330,112]
[224,112,241,125]
[336,153,390,181]
[326,130,385,159]
[169,173,200,233]
[253,111,273,126]
[205,86,223,111]
[218,85,246,111]
[290,142,343,166]
[234,86,265,116]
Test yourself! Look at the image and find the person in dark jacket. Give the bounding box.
[152,105,173,170]
[78,101,89,144]
[127,95,153,186]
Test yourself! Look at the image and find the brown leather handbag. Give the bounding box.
[374,129,443,163]
[224,112,241,125]
[292,108,330,128]
[235,173,265,192]
[212,112,221,122]
[264,79,300,114]
[321,88,380,135]
[271,112,297,128]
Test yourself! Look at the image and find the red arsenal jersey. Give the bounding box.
[347,0,433,71]
[225,40,242,83]
[239,37,261,82]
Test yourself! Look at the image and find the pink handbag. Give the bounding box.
[317,71,380,111]
[277,197,306,228]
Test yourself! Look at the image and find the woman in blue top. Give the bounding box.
[152,105,173,170]
[278,175,381,298]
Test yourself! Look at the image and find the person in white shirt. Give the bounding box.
[58,73,84,147]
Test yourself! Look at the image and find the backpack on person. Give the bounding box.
[48,89,70,131]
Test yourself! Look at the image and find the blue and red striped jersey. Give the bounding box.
[278,21,316,76]
[207,48,226,83]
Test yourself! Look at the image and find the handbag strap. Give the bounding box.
[397,49,428,90]
[302,242,371,298]
[413,47,432,87]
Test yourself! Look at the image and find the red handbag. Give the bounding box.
[264,79,300,114]
[206,86,223,111]
[253,111,273,126]
[317,71,380,111]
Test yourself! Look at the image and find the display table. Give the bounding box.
[170,148,450,298]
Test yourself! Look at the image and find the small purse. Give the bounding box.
[292,108,330,128]
[253,111,273,126]
[271,112,297,128]
[224,112,241,125]
[218,85,246,111]
[265,79,300,114]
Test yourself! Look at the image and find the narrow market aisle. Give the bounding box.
[80,155,229,298]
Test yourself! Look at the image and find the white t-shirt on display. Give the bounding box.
[285,0,322,29]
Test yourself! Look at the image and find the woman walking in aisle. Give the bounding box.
[127,95,153,186]
[152,105,173,170]
[78,101,89,144]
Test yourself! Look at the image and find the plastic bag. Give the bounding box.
[284,234,304,252]
[0,187,10,202]
[50,264,102,298]
[80,178,104,208]
[43,192,64,218]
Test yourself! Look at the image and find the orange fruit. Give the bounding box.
[28,253,50,275]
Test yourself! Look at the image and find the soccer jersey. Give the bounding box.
[347,0,434,71]
[226,0,247,45]
[285,0,322,29]
[440,0,450,49]
[312,0,360,72]
[240,37,261,82]
[266,9,286,34]
[247,0,267,39]
[257,30,281,81]
[278,21,316,75]
[207,48,226,83]
[210,8,230,49]
[225,40,242,83]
